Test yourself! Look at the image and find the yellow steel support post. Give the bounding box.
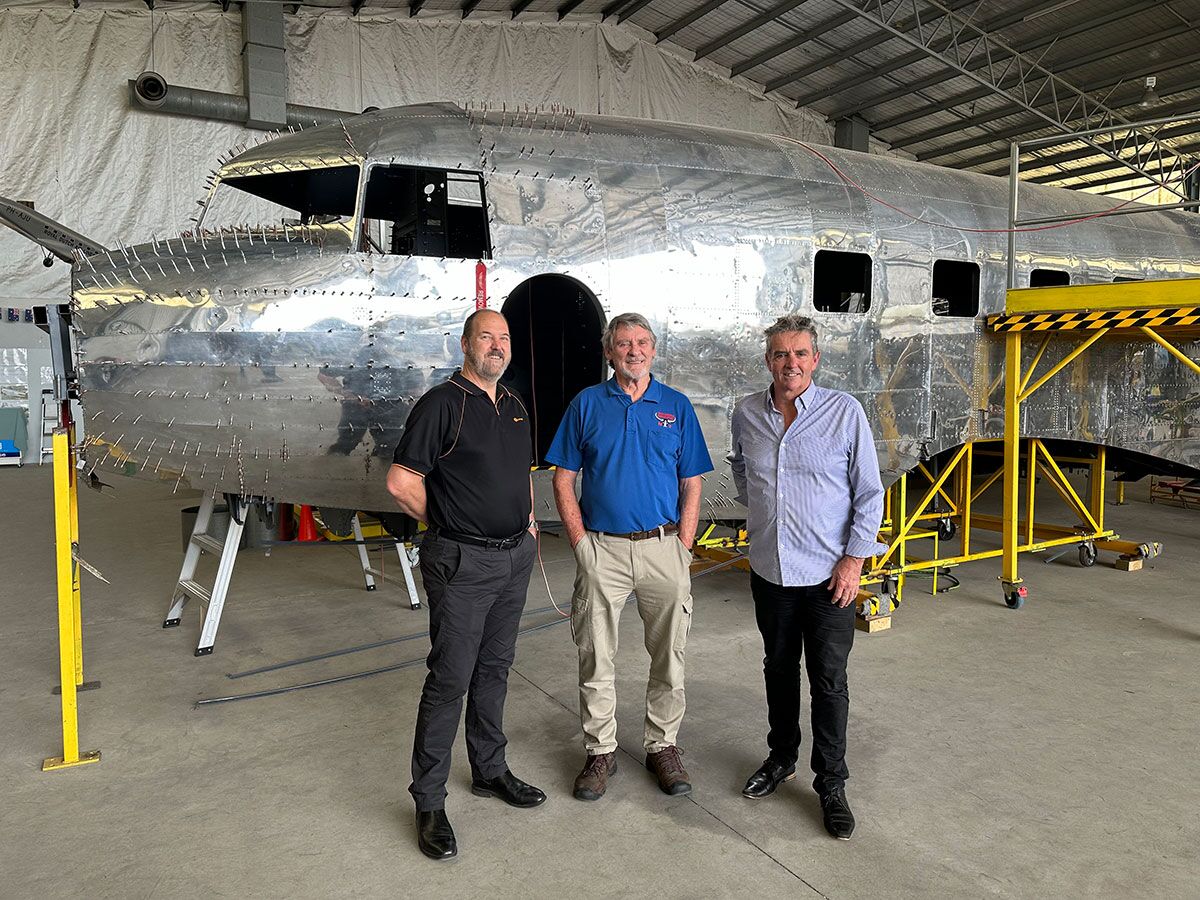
[1001,332,1025,608]
[1024,438,1037,546]
[1090,445,1106,534]
[42,428,100,772]
[961,442,973,556]
[68,422,83,686]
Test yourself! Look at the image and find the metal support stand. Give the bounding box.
[351,514,421,610]
[42,427,101,771]
[163,492,248,656]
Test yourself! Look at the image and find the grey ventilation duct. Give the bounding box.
[128,4,349,130]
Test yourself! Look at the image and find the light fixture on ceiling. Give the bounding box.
[1139,76,1160,109]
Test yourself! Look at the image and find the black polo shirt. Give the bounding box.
[393,371,533,539]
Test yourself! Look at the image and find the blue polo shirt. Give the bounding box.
[546,375,713,533]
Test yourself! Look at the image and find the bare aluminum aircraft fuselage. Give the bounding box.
[65,102,1200,513]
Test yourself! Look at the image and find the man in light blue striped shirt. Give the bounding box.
[729,314,885,841]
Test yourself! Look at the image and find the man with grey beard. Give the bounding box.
[388,309,544,861]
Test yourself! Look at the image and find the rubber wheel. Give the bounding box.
[1078,543,1097,568]
[1005,591,1025,610]
[937,518,957,541]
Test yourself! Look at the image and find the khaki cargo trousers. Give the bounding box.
[570,529,694,755]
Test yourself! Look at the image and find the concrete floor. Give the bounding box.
[2,465,1198,899]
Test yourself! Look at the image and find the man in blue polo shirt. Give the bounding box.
[547,312,713,801]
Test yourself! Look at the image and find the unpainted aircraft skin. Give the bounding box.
[9,102,1200,517]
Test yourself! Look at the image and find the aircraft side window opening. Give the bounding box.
[361,166,491,260]
[931,259,980,317]
[209,165,360,231]
[1029,268,1070,287]
[813,249,872,313]
[1114,275,1144,282]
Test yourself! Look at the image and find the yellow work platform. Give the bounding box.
[980,277,1200,608]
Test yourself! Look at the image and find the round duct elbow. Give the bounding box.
[133,71,169,109]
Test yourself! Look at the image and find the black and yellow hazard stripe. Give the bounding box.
[988,306,1200,332]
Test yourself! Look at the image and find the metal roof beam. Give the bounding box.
[971,120,1200,178]
[895,20,1196,151]
[557,0,587,18]
[917,79,1200,163]
[784,0,1014,104]
[351,0,366,15]
[829,0,1163,122]
[1032,143,1200,189]
[511,0,536,16]
[873,44,1200,133]
[730,9,855,78]
[655,0,730,42]
[461,0,483,17]
[618,0,658,22]
[819,0,1187,199]
[759,0,1048,97]
[694,0,811,62]
[409,0,426,16]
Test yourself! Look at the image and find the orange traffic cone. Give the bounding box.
[297,504,321,542]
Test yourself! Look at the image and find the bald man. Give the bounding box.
[388,309,544,861]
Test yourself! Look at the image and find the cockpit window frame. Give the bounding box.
[197,160,364,242]
[357,160,492,260]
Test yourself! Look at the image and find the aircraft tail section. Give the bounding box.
[0,194,106,263]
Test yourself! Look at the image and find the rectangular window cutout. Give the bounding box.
[1030,268,1070,287]
[361,166,490,259]
[813,249,871,313]
[932,259,980,317]
[1113,275,1144,282]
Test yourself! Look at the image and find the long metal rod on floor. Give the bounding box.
[225,604,567,679]
[196,617,569,706]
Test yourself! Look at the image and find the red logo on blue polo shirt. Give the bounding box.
[655,412,677,428]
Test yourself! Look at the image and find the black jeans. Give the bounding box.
[409,531,535,811]
[750,569,856,795]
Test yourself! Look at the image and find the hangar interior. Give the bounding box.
[2,0,1199,896]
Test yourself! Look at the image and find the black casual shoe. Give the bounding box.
[416,809,457,860]
[819,786,855,840]
[470,770,547,808]
[741,758,796,799]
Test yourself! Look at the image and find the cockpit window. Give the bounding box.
[361,165,491,259]
[200,165,359,233]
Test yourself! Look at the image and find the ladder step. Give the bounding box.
[178,579,211,604]
[190,533,224,555]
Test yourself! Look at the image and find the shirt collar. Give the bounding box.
[766,381,820,415]
[450,370,486,397]
[605,373,662,403]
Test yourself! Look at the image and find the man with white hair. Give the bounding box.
[729,313,885,840]
[548,312,713,802]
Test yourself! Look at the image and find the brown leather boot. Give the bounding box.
[573,752,617,801]
[645,745,692,795]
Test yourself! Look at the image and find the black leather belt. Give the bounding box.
[429,526,526,550]
[596,523,679,541]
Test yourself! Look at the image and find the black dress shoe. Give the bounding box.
[820,786,855,840]
[470,769,547,808]
[741,758,796,799]
[416,809,457,860]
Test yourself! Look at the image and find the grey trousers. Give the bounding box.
[409,531,535,812]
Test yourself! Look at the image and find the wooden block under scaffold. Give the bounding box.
[1114,555,1143,572]
[856,615,892,634]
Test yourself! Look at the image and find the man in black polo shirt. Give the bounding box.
[386,308,545,862]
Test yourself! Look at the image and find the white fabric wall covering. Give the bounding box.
[0,2,883,307]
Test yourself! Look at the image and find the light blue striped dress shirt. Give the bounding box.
[729,383,887,587]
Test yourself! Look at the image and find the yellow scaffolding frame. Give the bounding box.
[990,280,1200,607]
[42,426,101,771]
